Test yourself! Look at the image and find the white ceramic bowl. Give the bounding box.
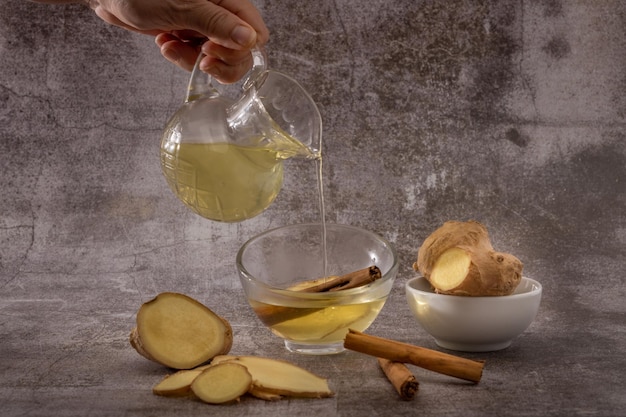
[405,276,542,352]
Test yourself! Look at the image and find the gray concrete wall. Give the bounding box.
[1,1,624,416]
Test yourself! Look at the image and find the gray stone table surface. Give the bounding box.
[1,1,624,416]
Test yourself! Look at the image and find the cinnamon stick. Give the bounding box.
[344,330,484,383]
[378,358,419,400]
[300,265,382,292]
[253,266,382,327]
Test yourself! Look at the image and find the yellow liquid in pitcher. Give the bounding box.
[160,142,284,222]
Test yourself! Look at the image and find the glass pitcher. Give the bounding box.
[160,47,322,222]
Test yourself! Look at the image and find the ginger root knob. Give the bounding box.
[413,220,523,296]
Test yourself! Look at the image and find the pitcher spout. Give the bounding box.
[226,89,321,160]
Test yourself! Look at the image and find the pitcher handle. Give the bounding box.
[185,45,268,103]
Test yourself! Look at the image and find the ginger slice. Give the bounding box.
[191,362,252,404]
[211,355,333,398]
[153,369,204,397]
[248,387,283,401]
[129,292,233,369]
[152,364,212,396]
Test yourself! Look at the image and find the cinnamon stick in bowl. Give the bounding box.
[253,266,382,326]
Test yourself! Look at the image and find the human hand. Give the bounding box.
[87,0,269,83]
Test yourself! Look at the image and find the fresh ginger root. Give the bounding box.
[413,220,523,296]
[129,292,232,369]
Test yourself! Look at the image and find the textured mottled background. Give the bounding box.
[1,1,625,416]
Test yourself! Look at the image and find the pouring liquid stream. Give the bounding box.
[277,132,328,278]
[254,125,328,279]
[268,130,329,278]
[316,155,328,278]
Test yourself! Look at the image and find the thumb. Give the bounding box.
[184,3,259,50]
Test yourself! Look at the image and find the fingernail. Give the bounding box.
[231,25,256,47]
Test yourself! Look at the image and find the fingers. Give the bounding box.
[96,0,270,81]
[211,0,269,44]
[155,32,202,72]
[155,33,253,83]
[199,41,254,84]
[182,0,269,50]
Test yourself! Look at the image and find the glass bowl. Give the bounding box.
[406,276,542,352]
[236,223,398,354]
